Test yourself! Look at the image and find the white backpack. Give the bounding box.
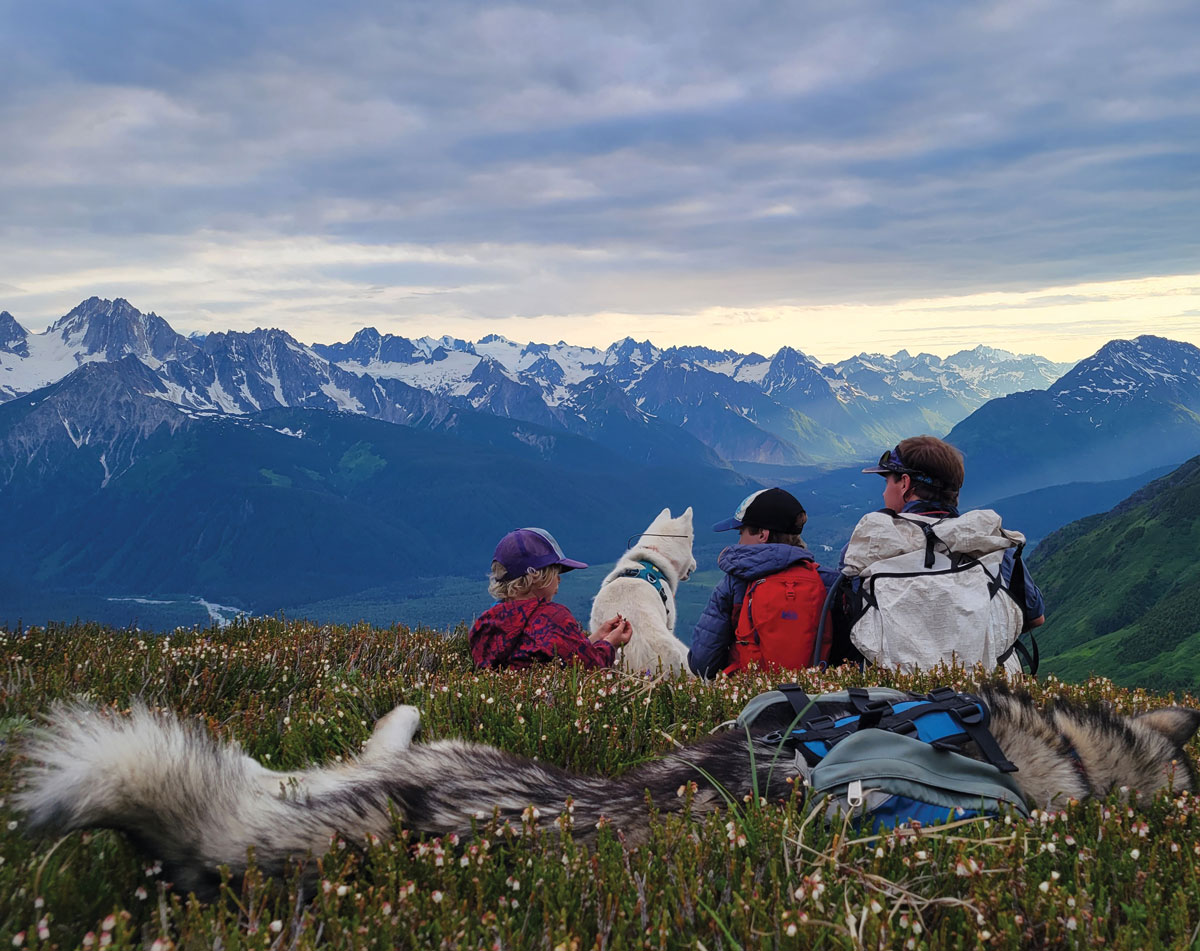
[841,510,1028,673]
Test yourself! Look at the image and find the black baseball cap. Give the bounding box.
[712,487,806,533]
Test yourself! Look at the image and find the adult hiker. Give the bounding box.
[839,435,1045,673]
[688,487,844,678]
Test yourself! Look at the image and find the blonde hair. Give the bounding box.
[488,562,559,601]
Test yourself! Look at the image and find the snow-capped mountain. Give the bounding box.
[0,297,1078,469]
[0,311,30,358]
[0,297,195,400]
[948,335,1200,502]
[1048,335,1200,410]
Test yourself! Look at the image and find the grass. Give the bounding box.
[2,617,1200,949]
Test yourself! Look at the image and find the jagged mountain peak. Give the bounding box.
[767,344,818,367]
[42,297,192,366]
[946,344,1017,363]
[607,336,659,362]
[416,334,475,357]
[50,296,143,330]
[0,311,29,356]
[349,327,382,345]
[1052,335,1200,403]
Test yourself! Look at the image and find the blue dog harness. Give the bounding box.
[617,560,669,610]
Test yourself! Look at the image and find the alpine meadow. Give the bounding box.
[4,621,1200,950]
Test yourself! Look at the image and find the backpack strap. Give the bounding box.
[777,683,815,721]
[997,633,1040,676]
[925,687,1018,772]
[783,687,1019,773]
[811,573,848,667]
[894,513,946,569]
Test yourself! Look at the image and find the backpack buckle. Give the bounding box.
[927,686,958,703]
[889,719,917,736]
[952,701,985,725]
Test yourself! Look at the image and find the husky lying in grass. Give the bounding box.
[589,507,697,677]
[16,686,1199,899]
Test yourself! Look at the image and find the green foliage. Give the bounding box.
[3,619,1200,949]
[336,442,387,482]
[1029,456,1200,689]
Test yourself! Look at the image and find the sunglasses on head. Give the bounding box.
[876,447,945,488]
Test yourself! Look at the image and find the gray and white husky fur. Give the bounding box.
[16,685,1200,899]
[589,506,697,677]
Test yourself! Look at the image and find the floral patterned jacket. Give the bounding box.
[469,598,616,670]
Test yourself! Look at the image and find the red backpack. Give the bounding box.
[725,560,831,674]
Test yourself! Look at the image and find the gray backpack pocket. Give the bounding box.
[808,729,1030,832]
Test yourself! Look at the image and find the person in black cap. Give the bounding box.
[687,488,842,678]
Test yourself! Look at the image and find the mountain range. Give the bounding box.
[948,335,1200,503]
[1,298,1071,469]
[5,296,1200,641]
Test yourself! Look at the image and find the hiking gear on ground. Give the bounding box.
[725,560,830,673]
[734,684,1030,831]
[839,509,1029,673]
[712,487,807,533]
[493,528,587,580]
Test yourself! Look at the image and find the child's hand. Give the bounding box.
[597,614,633,647]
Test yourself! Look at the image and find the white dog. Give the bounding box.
[589,507,696,677]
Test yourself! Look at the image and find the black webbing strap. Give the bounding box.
[998,635,1040,676]
[811,573,847,667]
[785,687,1019,774]
[922,523,938,569]
[778,683,814,722]
[927,687,1019,773]
[894,513,944,569]
[1010,543,1028,618]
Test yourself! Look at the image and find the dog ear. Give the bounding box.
[1136,708,1200,748]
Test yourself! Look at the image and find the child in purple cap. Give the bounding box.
[469,528,632,670]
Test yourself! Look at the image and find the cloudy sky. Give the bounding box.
[2,0,1198,361]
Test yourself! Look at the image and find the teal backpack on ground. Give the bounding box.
[736,685,1030,831]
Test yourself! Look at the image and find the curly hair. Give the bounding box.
[487,563,560,601]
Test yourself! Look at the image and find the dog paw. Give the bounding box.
[364,705,422,758]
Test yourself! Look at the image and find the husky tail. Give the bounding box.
[15,701,398,897]
[17,702,780,897]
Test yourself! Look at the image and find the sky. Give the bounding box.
[1,0,1198,363]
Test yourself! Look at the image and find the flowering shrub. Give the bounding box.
[1,617,1198,949]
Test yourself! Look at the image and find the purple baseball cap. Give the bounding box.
[493,527,588,581]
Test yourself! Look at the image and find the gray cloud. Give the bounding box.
[1,0,1199,350]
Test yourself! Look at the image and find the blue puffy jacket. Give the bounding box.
[687,543,842,679]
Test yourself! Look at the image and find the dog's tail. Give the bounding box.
[15,702,403,897]
[17,703,787,896]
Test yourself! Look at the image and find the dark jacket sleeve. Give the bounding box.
[688,574,737,678]
[527,603,616,669]
[1001,549,1046,625]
